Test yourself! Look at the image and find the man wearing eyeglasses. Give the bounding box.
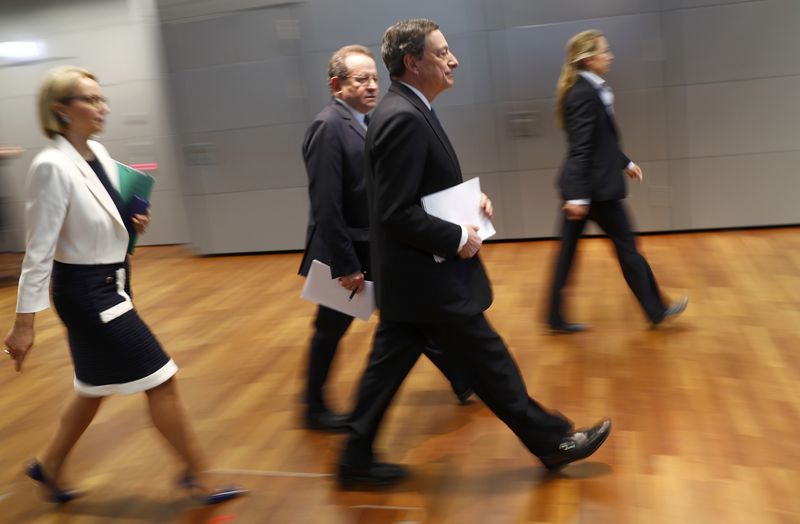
[298,45,471,432]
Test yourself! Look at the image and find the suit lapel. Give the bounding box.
[390,82,461,176]
[54,135,125,228]
[331,98,366,140]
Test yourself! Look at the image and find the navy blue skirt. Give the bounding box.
[52,260,177,396]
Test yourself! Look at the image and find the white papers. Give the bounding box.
[421,177,496,241]
[301,260,375,321]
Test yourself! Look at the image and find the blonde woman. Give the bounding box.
[3,66,245,505]
[548,30,687,332]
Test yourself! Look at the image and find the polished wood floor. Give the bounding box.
[1,228,799,523]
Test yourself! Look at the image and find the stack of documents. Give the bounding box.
[301,260,375,321]
[421,177,496,241]
[421,177,496,262]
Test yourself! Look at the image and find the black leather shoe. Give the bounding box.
[549,322,589,334]
[653,296,689,326]
[539,418,612,472]
[454,387,474,405]
[304,410,350,432]
[337,461,409,489]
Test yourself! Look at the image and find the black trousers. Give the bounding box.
[305,305,468,413]
[341,314,572,466]
[548,199,667,325]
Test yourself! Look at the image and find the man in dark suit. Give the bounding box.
[548,30,688,333]
[337,20,611,488]
[299,45,471,432]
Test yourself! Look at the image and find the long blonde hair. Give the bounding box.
[554,30,604,128]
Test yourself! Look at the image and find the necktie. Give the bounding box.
[430,107,440,125]
[363,114,370,127]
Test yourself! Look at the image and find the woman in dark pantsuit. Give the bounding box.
[548,30,687,333]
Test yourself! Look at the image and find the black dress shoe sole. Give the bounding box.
[337,464,410,490]
[548,325,588,334]
[303,422,350,433]
[337,475,404,490]
[541,425,612,472]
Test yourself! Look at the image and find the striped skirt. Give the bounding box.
[52,260,177,396]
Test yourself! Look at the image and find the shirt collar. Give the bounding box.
[578,70,606,89]
[398,81,432,110]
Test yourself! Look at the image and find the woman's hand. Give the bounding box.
[4,313,35,372]
[132,211,151,235]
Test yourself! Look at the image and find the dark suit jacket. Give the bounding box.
[365,82,492,322]
[558,75,631,202]
[298,99,370,279]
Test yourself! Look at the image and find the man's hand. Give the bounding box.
[562,203,589,221]
[458,225,482,259]
[338,271,365,294]
[624,162,643,182]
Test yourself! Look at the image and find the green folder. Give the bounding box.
[116,162,155,254]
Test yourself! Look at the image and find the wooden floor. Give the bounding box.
[1,228,799,523]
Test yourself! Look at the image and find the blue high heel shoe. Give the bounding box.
[25,460,80,504]
[179,474,247,505]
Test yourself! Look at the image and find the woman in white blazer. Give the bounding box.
[3,66,245,505]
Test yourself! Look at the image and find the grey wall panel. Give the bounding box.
[0,0,131,37]
[614,88,669,162]
[178,58,307,133]
[626,160,672,231]
[49,23,168,85]
[157,0,302,22]
[438,104,500,176]
[161,5,303,70]
[186,123,307,194]
[301,0,484,53]
[659,0,765,10]
[101,80,172,142]
[493,99,564,172]
[494,13,664,103]
[667,76,800,159]
[187,189,308,253]
[667,158,693,229]
[0,95,46,150]
[662,0,800,86]
[673,151,800,229]
[140,189,190,245]
[483,0,661,29]
[495,169,563,238]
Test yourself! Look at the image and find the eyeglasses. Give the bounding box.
[60,95,109,107]
[346,74,379,85]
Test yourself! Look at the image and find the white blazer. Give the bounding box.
[17,135,129,313]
